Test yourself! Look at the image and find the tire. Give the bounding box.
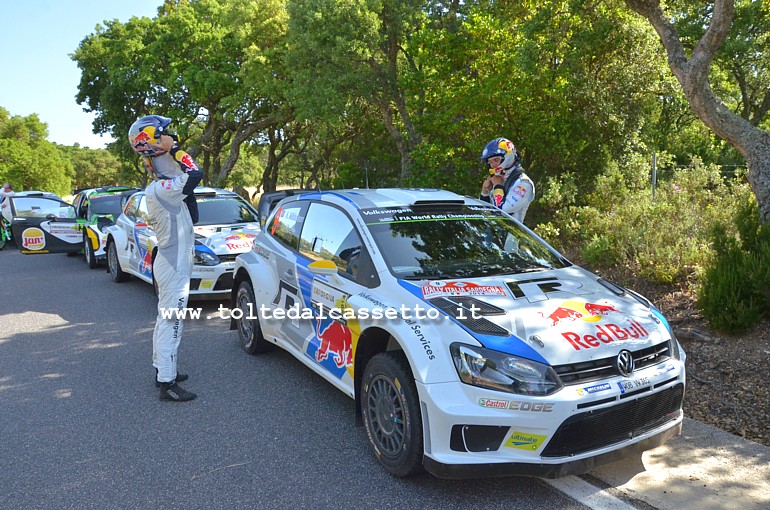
[107,240,130,283]
[235,279,273,354]
[84,234,98,269]
[362,351,424,477]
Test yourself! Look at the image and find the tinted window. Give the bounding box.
[89,195,123,217]
[123,194,142,220]
[268,202,305,250]
[362,205,568,279]
[197,196,259,225]
[299,203,363,276]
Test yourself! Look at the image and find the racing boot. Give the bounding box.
[155,368,188,387]
[159,381,197,402]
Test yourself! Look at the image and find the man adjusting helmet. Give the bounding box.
[129,115,203,402]
[479,137,535,223]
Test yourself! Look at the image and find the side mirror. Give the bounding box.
[308,259,339,276]
[46,213,57,221]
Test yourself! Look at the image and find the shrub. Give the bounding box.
[696,201,770,333]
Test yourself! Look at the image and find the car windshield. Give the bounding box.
[361,205,569,279]
[89,195,123,216]
[197,196,259,226]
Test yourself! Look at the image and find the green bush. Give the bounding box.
[697,202,770,333]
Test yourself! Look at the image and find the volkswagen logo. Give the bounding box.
[616,350,635,377]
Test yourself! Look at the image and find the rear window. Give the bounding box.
[196,196,259,225]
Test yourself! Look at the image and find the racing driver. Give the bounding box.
[129,115,203,402]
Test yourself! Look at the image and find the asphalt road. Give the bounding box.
[0,247,594,510]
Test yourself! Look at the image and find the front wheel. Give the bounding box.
[362,351,424,477]
[235,279,273,354]
[84,234,98,269]
[107,240,130,283]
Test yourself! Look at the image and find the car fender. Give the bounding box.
[105,225,131,272]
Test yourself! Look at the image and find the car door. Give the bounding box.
[295,202,372,381]
[10,196,82,254]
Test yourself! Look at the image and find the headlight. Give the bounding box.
[450,343,563,396]
[194,251,220,266]
[669,332,685,362]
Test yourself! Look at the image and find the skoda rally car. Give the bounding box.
[230,188,686,479]
[106,187,260,297]
[73,186,141,268]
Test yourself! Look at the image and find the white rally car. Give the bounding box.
[230,188,686,479]
[106,187,260,297]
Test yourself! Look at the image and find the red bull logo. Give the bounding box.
[315,318,352,368]
[562,320,649,351]
[539,300,621,326]
[492,188,505,208]
[139,249,153,275]
[132,130,152,149]
[179,153,198,171]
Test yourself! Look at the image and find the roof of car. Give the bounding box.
[10,191,60,198]
[290,188,485,210]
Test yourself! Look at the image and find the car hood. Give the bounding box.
[395,265,671,366]
[194,223,260,255]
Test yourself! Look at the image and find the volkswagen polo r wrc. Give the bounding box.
[105,187,260,297]
[229,188,686,479]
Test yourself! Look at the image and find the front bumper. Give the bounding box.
[190,261,236,296]
[417,360,685,479]
[424,420,682,479]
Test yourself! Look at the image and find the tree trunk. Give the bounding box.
[626,0,770,223]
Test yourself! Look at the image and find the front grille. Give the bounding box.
[429,297,509,336]
[554,341,672,385]
[541,383,683,458]
[218,254,238,263]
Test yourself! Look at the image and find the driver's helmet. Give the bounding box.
[480,137,518,176]
[128,115,173,157]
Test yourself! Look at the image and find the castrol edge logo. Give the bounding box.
[22,227,46,251]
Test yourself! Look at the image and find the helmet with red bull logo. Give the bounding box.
[480,137,519,176]
[128,115,174,157]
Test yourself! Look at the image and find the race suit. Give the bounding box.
[145,148,203,383]
[480,166,535,223]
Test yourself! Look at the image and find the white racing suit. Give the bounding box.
[145,149,203,383]
[480,166,535,223]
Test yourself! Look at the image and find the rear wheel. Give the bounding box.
[84,234,98,269]
[107,240,130,283]
[236,279,273,354]
[362,351,424,477]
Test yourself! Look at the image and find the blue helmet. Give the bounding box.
[128,115,173,157]
[480,137,518,173]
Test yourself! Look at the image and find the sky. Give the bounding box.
[0,0,162,149]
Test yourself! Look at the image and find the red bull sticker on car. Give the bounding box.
[421,281,507,299]
[538,299,651,351]
[504,431,548,451]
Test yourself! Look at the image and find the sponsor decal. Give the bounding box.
[504,431,548,451]
[562,319,649,351]
[162,180,172,191]
[421,280,507,299]
[404,318,435,360]
[311,280,349,316]
[479,398,509,409]
[199,280,214,289]
[179,152,199,171]
[512,185,527,198]
[577,382,613,396]
[314,317,352,368]
[21,227,45,251]
[254,245,270,259]
[655,362,676,376]
[509,401,554,412]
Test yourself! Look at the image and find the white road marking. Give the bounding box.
[545,476,640,510]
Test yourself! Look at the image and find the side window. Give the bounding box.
[268,202,305,250]
[299,203,365,279]
[123,195,141,220]
[136,196,151,224]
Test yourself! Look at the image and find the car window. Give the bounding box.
[268,202,305,250]
[88,195,123,218]
[12,197,77,219]
[123,194,142,220]
[362,205,569,279]
[196,196,258,225]
[298,203,365,278]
